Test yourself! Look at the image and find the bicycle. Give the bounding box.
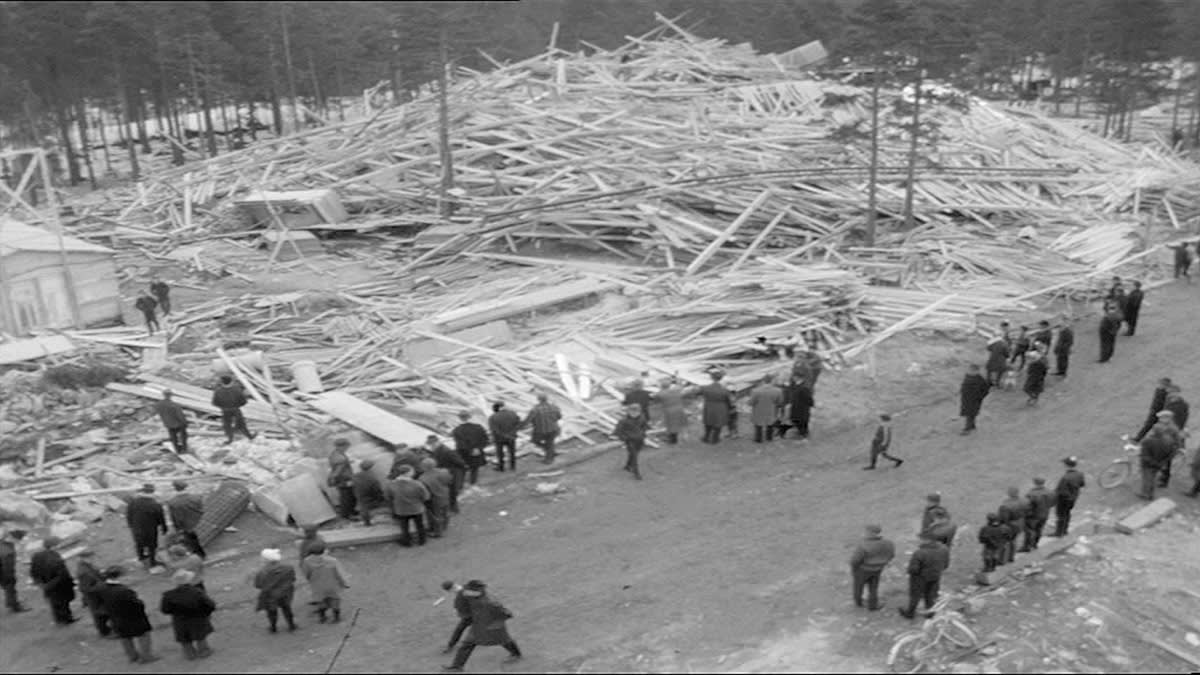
[886,593,979,674]
[1098,434,1185,489]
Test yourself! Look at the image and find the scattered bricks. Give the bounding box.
[1115,497,1177,534]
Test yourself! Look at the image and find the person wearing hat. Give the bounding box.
[919,493,949,537]
[299,541,349,624]
[167,480,206,559]
[1138,423,1177,500]
[1134,377,1174,442]
[623,379,652,422]
[327,438,358,521]
[1162,389,1190,488]
[211,374,255,445]
[385,465,431,547]
[160,568,215,659]
[487,401,522,472]
[352,459,387,527]
[959,364,991,435]
[155,389,189,454]
[299,526,327,560]
[1052,457,1086,537]
[167,544,205,592]
[1023,347,1049,406]
[76,548,111,637]
[1097,303,1121,363]
[426,435,468,513]
[654,378,687,445]
[30,535,76,625]
[418,458,453,537]
[1052,316,1074,377]
[1021,478,1056,552]
[523,391,563,464]
[996,487,1029,564]
[864,413,903,469]
[253,549,297,633]
[613,402,649,480]
[451,411,490,487]
[977,513,1009,573]
[1122,279,1145,335]
[748,374,783,444]
[699,370,733,444]
[849,524,894,610]
[127,483,168,571]
[443,581,472,654]
[0,527,29,613]
[899,532,950,620]
[444,580,522,671]
[97,566,158,663]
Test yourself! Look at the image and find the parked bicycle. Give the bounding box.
[887,592,978,674]
[1098,434,1185,489]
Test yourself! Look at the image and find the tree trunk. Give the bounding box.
[389,29,402,106]
[280,2,301,133]
[133,88,152,154]
[199,76,218,157]
[46,57,82,185]
[75,101,97,189]
[437,25,455,219]
[219,94,234,151]
[335,62,346,122]
[247,98,259,141]
[307,50,324,117]
[1074,44,1090,118]
[865,50,882,247]
[902,59,924,229]
[115,58,141,181]
[95,110,114,175]
[268,41,284,135]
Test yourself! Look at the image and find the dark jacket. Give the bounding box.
[299,534,326,559]
[30,549,75,602]
[997,497,1030,531]
[920,504,949,535]
[254,561,296,611]
[1025,486,1055,520]
[150,281,170,302]
[97,582,152,638]
[849,534,895,572]
[155,399,188,429]
[464,593,515,646]
[906,540,950,582]
[1099,314,1121,338]
[452,422,490,469]
[352,470,387,512]
[327,450,354,488]
[1055,327,1074,354]
[1055,468,1086,502]
[1166,397,1190,430]
[127,495,167,536]
[1148,387,1169,416]
[960,374,990,417]
[788,382,814,420]
[623,388,653,419]
[161,584,215,643]
[488,409,522,442]
[927,520,957,548]
[0,540,16,586]
[699,382,733,427]
[385,477,430,517]
[76,560,108,612]
[211,383,248,410]
[1024,359,1048,396]
[614,414,648,443]
[871,425,892,453]
[134,295,157,314]
[985,340,1009,372]
[1140,433,1175,469]
[1032,328,1052,349]
[168,492,204,533]
[978,521,1009,550]
[1124,289,1144,316]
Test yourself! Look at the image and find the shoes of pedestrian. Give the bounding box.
[495,466,505,472]
[443,645,455,654]
[854,600,864,608]
[959,430,971,436]
[268,624,278,633]
[223,439,233,445]
[287,623,297,632]
[139,655,161,664]
[893,459,904,467]
[898,609,915,619]
[862,466,875,470]
[868,604,883,611]
[196,647,213,658]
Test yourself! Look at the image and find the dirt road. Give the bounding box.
[5,282,1199,673]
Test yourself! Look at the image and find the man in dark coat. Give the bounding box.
[978,514,1008,573]
[1021,478,1056,551]
[1174,242,1193,280]
[428,435,468,514]
[1053,318,1074,376]
[1105,277,1126,313]
[1134,378,1173,441]
[864,413,903,469]
[1139,425,1176,501]
[1161,392,1190,487]
[419,458,454,537]
[149,278,171,314]
[1052,457,1085,537]
[898,533,950,619]
[444,580,522,671]
[134,292,160,335]
[167,480,206,559]
[327,438,357,520]
[959,365,990,435]
[0,527,29,613]
[155,390,189,454]
[488,401,521,472]
[1008,326,1031,372]
[443,581,473,654]
[622,379,653,421]
[451,411,490,486]
[523,392,563,464]
[211,375,254,444]
[997,487,1030,564]
[749,375,782,443]
[1122,280,1145,336]
[849,524,894,610]
[788,378,815,441]
[613,404,649,480]
[353,460,387,527]
[98,566,158,663]
[161,569,215,660]
[1023,349,1048,405]
[920,493,949,537]
[254,548,297,632]
[699,371,733,444]
[76,548,110,637]
[30,536,76,625]
[127,483,168,570]
[1032,320,1053,351]
[1097,307,1121,363]
[984,336,1009,387]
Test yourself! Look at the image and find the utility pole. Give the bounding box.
[902,50,924,229]
[865,50,882,247]
[280,2,301,133]
[436,24,454,219]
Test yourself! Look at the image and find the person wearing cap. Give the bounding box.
[984,331,1010,387]
[978,514,1008,573]
[389,443,425,480]
[926,512,957,562]
[959,364,990,435]
[444,580,522,671]
[155,390,189,454]
[523,391,563,464]
[30,536,76,625]
[160,568,215,659]
[451,411,490,487]
[1021,478,1056,551]
[254,549,297,632]
[1032,320,1053,352]
[748,374,782,444]
[299,541,350,624]
[613,402,649,480]
[167,544,205,592]
[127,483,168,570]
[299,526,327,560]
[488,401,522,472]
[699,370,733,444]
[623,379,652,421]
[864,413,903,469]
[1097,304,1121,363]
[353,459,387,527]
[997,487,1030,564]
[1153,402,1186,489]
[1138,423,1176,500]
[1023,347,1048,406]
[211,374,255,445]
[167,480,206,559]
[849,524,894,610]
[1052,316,1074,377]
[0,527,29,613]
[1052,457,1086,537]
[919,493,949,537]
[327,438,358,521]
[76,548,111,637]
[418,458,453,537]
[899,532,950,620]
[386,465,431,547]
[426,435,467,513]
[1122,280,1144,336]
[654,378,687,445]
[1134,378,1174,442]
[97,566,158,663]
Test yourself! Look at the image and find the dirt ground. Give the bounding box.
[4,281,1200,674]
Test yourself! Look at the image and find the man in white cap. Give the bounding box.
[253,548,297,632]
[126,483,168,571]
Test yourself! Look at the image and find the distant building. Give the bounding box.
[0,218,121,334]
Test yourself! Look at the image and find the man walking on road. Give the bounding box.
[959,365,990,435]
[127,483,167,571]
[749,375,783,443]
[1123,281,1145,336]
[443,580,522,672]
[155,390,189,454]
[1097,306,1121,363]
[524,392,562,464]
[487,402,521,472]
[1021,478,1056,551]
[1052,457,1085,537]
[1053,318,1074,376]
[899,533,950,619]
[849,524,894,610]
[1134,378,1173,441]
[211,375,254,444]
[864,413,903,469]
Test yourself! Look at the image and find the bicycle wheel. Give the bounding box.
[938,616,979,648]
[887,632,929,674]
[1098,460,1131,489]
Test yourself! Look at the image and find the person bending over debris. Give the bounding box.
[155,390,189,454]
[160,569,215,660]
[327,439,358,521]
[98,565,159,663]
[0,527,29,613]
[211,375,255,444]
[443,581,472,654]
[134,292,160,335]
[149,278,171,314]
[443,580,522,672]
[849,524,893,611]
[959,365,990,435]
[488,402,521,472]
[254,549,297,633]
[614,404,648,480]
[452,411,490,486]
[864,413,903,469]
[167,480,206,559]
[299,542,349,624]
[524,392,563,465]
[127,483,168,571]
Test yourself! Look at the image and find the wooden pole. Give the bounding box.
[437,24,455,219]
[903,54,924,229]
[38,149,82,327]
[866,50,882,247]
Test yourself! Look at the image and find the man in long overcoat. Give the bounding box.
[1098,307,1121,363]
[160,569,215,659]
[487,402,521,472]
[98,566,158,663]
[748,375,783,443]
[1053,318,1074,376]
[253,548,297,632]
[451,411,490,486]
[0,527,28,613]
[959,365,990,435]
[444,580,522,672]
[76,548,111,637]
[30,536,75,625]
[127,483,168,570]
[167,480,206,559]
[699,371,733,444]
[788,377,815,440]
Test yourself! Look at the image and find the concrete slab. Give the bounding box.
[1116,497,1177,534]
[315,523,405,549]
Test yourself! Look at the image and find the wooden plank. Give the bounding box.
[1115,496,1177,534]
[309,390,436,447]
[685,189,771,275]
[431,277,619,333]
[315,523,405,549]
[0,336,77,364]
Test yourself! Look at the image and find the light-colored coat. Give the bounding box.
[300,553,349,602]
[749,383,783,426]
[385,477,430,517]
[654,387,687,434]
